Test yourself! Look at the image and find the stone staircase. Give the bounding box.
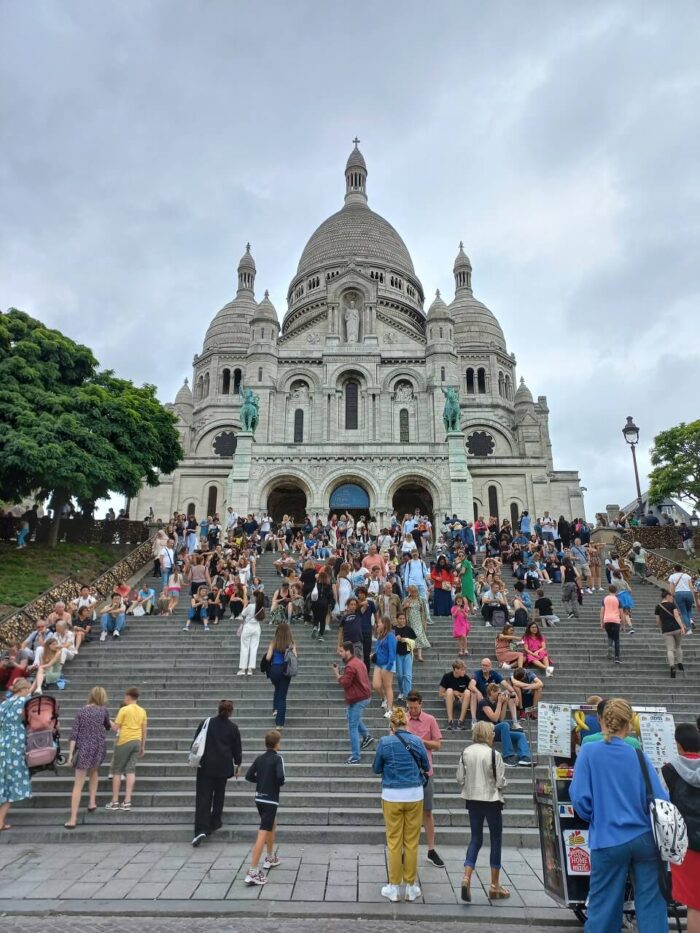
[10,551,699,845]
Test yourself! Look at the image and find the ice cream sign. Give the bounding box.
[565,829,591,875]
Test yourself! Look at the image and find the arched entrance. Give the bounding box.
[329,482,371,522]
[267,483,307,524]
[392,482,434,523]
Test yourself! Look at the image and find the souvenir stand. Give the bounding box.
[534,702,676,924]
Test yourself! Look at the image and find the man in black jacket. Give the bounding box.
[192,699,243,846]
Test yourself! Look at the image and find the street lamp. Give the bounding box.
[622,416,643,517]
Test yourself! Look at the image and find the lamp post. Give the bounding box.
[622,416,643,517]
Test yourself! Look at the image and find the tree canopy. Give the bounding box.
[0,309,183,522]
[648,420,700,509]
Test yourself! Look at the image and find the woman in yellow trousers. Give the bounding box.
[372,707,430,902]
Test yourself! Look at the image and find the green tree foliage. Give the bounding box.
[648,420,700,508]
[0,309,183,540]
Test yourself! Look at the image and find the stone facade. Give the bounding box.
[132,143,585,525]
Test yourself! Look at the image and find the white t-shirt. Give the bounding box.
[160,547,175,568]
[541,516,555,532]
[669,572,692,593]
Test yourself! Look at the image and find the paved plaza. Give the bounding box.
[0,842,574,926]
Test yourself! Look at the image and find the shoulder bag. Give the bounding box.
[394,731,429,787]
[188,718,210,768]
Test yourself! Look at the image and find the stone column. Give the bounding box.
[226,432,254,515]
[446,432,473,519]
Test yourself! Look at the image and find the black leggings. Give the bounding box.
[604,622,620,660]
[311,602,330,636]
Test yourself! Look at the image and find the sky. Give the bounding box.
[1,0,699,518]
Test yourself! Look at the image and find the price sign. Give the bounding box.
[638,713,676,772]
[537,703,573,758]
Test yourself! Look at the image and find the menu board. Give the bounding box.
[637,712,676,772]
[537,703,572,758]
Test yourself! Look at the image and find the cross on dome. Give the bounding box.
[352,136,360,147]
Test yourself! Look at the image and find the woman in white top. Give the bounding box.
[400,533,416,555]
[335,563,354,616]
[237,591,265,676]
[456,720,508,902]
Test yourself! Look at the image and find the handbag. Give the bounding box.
[260,654,271,675]
[394,731,429,787]
[310,584,319,602]
[132,605,145,617]
[187,718,210,768]
[636,750,688,867]
[283,647,299,677]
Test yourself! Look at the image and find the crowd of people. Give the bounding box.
[1,502,698,913]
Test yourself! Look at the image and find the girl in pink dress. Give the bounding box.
[451,595,471,656]
[522,622,554,676]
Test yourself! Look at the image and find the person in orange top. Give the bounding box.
[600,585,622,664]
[430,556,454,617]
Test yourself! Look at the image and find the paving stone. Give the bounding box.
[125,882,168,899]
[91,878,140,898]
[158,878,201,899]
[192,883,232,899]
[292,882,326,901]
[259,882,294,900]
[61,882,105,899]
[296,863,327,882]
[357,881,389,902]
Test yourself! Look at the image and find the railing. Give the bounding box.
[0,517,150,546]
[611,525,699,550]
[0,535,156,648]
[612,529,696,584]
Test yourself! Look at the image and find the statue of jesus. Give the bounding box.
[344,301,360,343]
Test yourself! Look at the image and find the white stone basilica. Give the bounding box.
[133,142,585,526]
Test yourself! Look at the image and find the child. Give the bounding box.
[244,730,286,886]
[451,595,470,657]
[105,687,147,811]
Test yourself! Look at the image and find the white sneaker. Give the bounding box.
[545,666,554,676]
[112,630,120,638]
[405,883,422,902]
[381,883,400,902]
[501,662,511,670]
[380,699,387,710]
[383,710,392,719]
[237,670,246,676]
[100,632,107,642]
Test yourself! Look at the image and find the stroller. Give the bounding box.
[24,694,64,774]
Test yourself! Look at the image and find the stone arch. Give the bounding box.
[278,368,322,394]
[193,422,242,456]
[320,470,380,513]
[333,362,373,389]
[461,419,515,456]
[380,368,426,393]
[201,482,223,517]
[383,469,443,517]
[258,471,314,524]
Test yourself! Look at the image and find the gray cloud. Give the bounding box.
[1,0,698,515]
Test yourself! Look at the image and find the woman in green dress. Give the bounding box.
[459,555,476,609]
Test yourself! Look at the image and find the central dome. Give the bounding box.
[297,201,416,279]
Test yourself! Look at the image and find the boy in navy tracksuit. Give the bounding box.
[244,730,286,886]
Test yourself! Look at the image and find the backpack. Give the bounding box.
[283,647,299,678]
[24,695,60,773]
[637,750,688,865]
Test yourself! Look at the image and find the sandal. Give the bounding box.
[63,822,77,830]
[489,884,510,899]
[87,806,97,813]
[0,824,11,831]
[461,877,471,902]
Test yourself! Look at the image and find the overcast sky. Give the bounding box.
[2,0,699,517]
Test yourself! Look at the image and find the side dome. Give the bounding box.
[252,290,280,326]
[514,377,534,407]
[174,377,193,407]
[426,289,450,321]
[448,244,506,350]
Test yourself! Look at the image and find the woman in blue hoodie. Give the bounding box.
[372,615,397,718]
[570,697,669,933]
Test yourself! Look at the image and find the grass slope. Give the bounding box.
[0,543,118,617]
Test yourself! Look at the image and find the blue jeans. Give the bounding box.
[269,664,291,727]
[346,699,370,760]
[161,568,172,588]
[675,591,694,628]
[494,722,531,761]
[100,612,125,634]
[464,800,503,869]
[586,831,668,933]
[395,654,413,697]
[17,527,29,547]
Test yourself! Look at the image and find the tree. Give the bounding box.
[648,420,700,509]
[0,309,183,544]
